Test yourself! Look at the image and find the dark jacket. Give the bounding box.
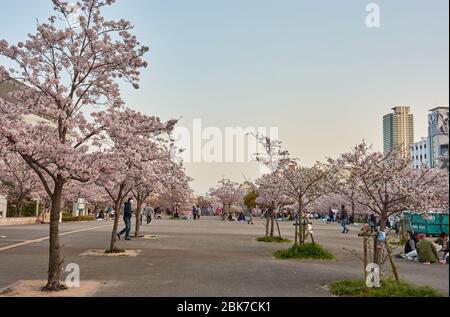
[404,238,416,254]
[124,202,132,218]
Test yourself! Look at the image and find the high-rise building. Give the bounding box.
[428,106,449,168]
[383,106,414,157]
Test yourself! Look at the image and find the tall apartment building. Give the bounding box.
[383,106,414,157]
[428,106,449,168]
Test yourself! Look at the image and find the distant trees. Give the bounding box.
[208,179,243,219]
[0,153,43,217]
[243,191,258,210]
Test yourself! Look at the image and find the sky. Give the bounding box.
[0,0,448,194]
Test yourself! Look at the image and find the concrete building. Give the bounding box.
[383,106,414,157]
[410,137,430,169]
[428,106,449,169]
[0,194,6,218]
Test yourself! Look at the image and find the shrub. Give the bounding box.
[256,236,292,243]
[105,248,126,254]
[274,243,334,260]
[330,278,442,297]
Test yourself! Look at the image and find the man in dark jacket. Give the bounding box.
[117,198,133,241]
[340,205,349,234]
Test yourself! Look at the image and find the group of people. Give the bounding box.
[403,232,449,264]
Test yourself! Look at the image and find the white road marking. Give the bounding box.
[0,225,111,252]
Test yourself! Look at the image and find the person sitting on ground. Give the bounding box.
[404,233,420,256]
[416,234,440,264]
[434,232,449,256]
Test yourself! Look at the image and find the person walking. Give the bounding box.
[340,205,349,234]
[117,198,133,241]
[144,206,153,224]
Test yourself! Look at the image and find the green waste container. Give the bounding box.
[404,212,449,236]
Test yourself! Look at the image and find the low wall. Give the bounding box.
[0,217,37,226]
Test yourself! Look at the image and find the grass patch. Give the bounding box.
[62,215,96,222]
[274,243,334,260]
[330,278,442,297]
[256,236,292,243]
[105,248,126,254]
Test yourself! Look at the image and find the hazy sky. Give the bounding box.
[0,0,448,194]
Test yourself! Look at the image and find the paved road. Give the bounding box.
[0,217,448,296]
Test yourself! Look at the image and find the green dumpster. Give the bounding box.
[404,212,449,236]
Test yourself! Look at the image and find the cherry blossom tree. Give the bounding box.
[0,0,149,290]
[94,108,177,252]
[326,155,370,223]
[254,173,291,238]
[208,179,243,219]
[158,160,193,216]
[0,152,43,216]
[63,181,109,215]
[334,142,449,264]
[277,158,328,245]
[131,164,163,237]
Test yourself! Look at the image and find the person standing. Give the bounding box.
[117,198,133,241]
[368,214,377,233]
[327,208,333,224]
[196,205,201,220]
[340,205,349,234]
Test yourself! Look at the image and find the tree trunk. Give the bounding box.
[109,200,122,252]
[270,212,274,238]
[275,217,281,238]
[298,200,305,245]
[135,199,142,238]
[363,230,368,281]
[43,179,65,291]
[385,237,400,285]
[374,214,387,265]
[15,194,24,218]
[265,213,270,237]
[294,216,298,246]
[351,201,355,224]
